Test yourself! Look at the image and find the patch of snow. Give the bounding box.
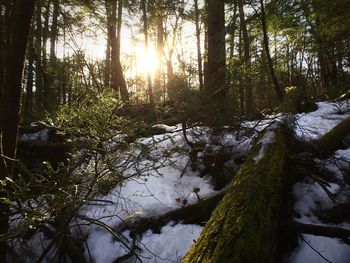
[295,101,350,140]
[19,128,50,142]
[136,223,202,262]
[292,180,340,224]
[253,130,276,163]
[85,223,202,263]
[288,234,350,263]
[85,229,129,263]
[152,124,179,133]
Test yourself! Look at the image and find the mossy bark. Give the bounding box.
[316,115,350,157]
[182,127,289,263]
[277,86,304,113]
[118,192,225,234]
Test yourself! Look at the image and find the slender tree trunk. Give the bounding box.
[105,1,112,88]
[24,35,35,125]
[42,0,51,111]
[109,0,118,91]
[206,0,226,98]
[229,2,237,62]
[141,0,154,105]
[238,0,253,114]
[203,0,208,86]
[34,3,43,112]
[108,0,129,102]
[165,8,181,101]
[0,1,34,260]
[194,0,204,91]
[116,0,129,102]
[50,0,59,62]
[238,25,245,115]
[260,0,283,101]
[154,7,164,100]
[42,0,50,67]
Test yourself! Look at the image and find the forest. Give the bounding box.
[1,0,350,262]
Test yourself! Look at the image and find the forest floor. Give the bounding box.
[18,99,350,263]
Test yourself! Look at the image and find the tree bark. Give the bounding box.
[50,0,59,62]
[194,0,204,91]
[206,0,226,98]
[141,0,155,106]
[155,6,164,100]
[315,115,350,157]
[238,0,253,114]
[291,221,350,241]
[115,0,129,102]
[260,0,284,101]
[0,0,34,260]
[182,126,289,263]
[107,0,129,102]
[105,0,111,89]
[34,2,43,112]
[23,34,35,125]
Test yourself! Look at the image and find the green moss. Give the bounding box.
[277,86,304,114]
[182,128,288,263]
[317,116,350,156]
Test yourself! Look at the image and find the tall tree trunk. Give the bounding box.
[260,0,283,101]
[50,0,59,61]
[105,1,112,88]
[42,0,51,111]
[165,7,181,101]
[109,0,118,92]
[116,0,129,102]
[203,0,208,87]
[229,2,237,60]
[154,7,164,100]
[238,25,245,115]
[238,0,253,114]
[141,0,154,106]
[0,1,34,260]
[108,0,129,102]
[206,0,226,98]
[35,3,43,112]
[23,34,35,125]
[194,0,204,91]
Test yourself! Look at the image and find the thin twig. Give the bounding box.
[300,235,333,263]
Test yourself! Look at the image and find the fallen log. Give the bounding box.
[117,192,225,235]
[291,221,350,242]
[315,115,350,157]
[277,86,317,114]
[182,126,290,263]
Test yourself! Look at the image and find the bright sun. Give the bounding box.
[135,43,159,77]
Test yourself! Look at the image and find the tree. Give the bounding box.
[260,0,284,101]
[141,0,155,105]
[194,0,204,91]
[106,0,129,102]
[238,0,253,114]
[0,0,35,260]
[205,0,226,98]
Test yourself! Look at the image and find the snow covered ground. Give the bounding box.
[289,100,350,263]
[16,100,350,262]
[76,124,254,262]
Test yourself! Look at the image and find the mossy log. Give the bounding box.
[315,115,350,157]
[277,86,317,114]
[182,127,289,263]
[118,192,225,235]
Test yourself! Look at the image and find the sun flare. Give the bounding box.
[135,43,159,77]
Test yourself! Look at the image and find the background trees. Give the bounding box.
[5,0,347,123]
